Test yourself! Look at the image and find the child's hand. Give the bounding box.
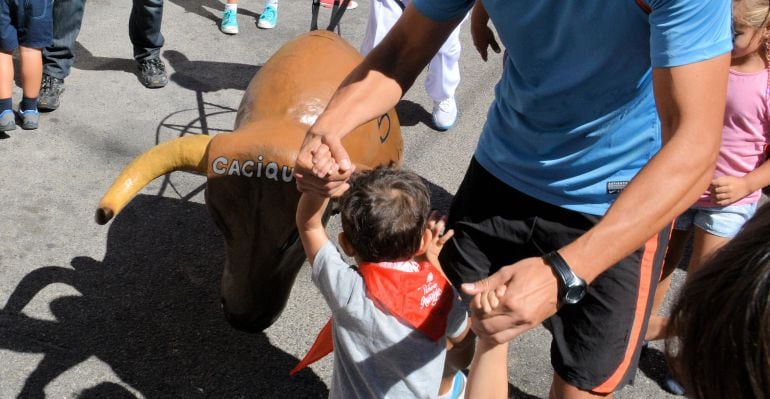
[470,284,507,317]
[470,1,501,62]
[711,175,752,206]
[469,284,507,343]
[296,144,352,198]
[422,211,454,269]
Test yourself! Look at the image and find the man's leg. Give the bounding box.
[129,0,167,88]
[540,219,670,397]
[42,0,85,80]
[39,0,84,110]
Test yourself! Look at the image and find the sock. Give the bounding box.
[265,0,278,8]
[225,3,237,11]
[0,98,11,113]
[20,97,38,112]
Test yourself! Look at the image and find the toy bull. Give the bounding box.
[95,15,403,333]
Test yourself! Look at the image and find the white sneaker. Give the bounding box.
[432,97,458,131]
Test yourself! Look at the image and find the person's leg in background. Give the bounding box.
[39,0,85,111]
[130,0,167,88]
[257,0,278,30]
[0,0,16,131]
[220,0,239,34]
[425,16,465,131]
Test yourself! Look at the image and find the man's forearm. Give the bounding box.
[560,54,730,282]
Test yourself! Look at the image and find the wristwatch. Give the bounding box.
[543,251,587,306]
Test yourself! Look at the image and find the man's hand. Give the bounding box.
[470,1,500,62]
[711,175,752,206]
[295,131,355,197]
[461,257,559,344]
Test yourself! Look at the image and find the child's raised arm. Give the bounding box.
[296,192,330,265]
[465,286,509,398]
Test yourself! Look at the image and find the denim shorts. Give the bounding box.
[0,0,53,51]
[674,203,758,238]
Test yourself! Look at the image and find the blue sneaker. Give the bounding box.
[220,8,239,34]
[19,109,39,130]
[257,4,277,29]
[0,109,15,131]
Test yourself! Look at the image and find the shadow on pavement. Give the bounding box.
[0,195,328,398]
[164,50,261,93]
[396,99,434,129]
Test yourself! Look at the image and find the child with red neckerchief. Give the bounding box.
[294,164,470,398]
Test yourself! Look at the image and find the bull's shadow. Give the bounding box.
[0,195,328,398]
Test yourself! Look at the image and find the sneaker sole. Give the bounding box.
[0,123,16,131]
[21,122,38,130]
[221,26,239,34]
[38,98,61,111]
[257,21,275,29]
[142,76,169,89]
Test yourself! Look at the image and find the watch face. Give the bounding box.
[564,285,586,304]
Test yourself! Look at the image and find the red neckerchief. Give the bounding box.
[290,261,454,375]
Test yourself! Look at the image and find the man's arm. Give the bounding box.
[295,4,465,196]
[463,53,731,344]
[296,192,331,265]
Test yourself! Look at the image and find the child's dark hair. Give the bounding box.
[339,166,430,262]
[666,202,770,399]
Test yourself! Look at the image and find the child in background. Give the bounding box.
[645,0,770,394]
[665,202,770,399]
[220,0,279,34]
[0,0,52,131]
[294,165,470,398]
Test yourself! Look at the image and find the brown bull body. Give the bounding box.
[97,30,403,332]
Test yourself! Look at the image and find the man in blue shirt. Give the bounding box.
[295,1,731,397]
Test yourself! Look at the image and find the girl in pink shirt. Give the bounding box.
[646,0,770,383]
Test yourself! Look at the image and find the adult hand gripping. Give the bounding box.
[461,256,560,344]
[294,128,356,197]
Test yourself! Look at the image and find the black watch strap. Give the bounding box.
[543,251,575,287]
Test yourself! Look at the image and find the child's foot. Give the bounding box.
[19,109,39,130]
[320,0,359,9]
[0,109,15,131]
[221,8,239,34]
[257,4,278,29]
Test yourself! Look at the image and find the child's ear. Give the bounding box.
[415,228,432,256]
[338,232,356,257]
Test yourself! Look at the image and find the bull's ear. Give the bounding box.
[338,232,356,257]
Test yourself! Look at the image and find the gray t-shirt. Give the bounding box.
[312,241,468,399]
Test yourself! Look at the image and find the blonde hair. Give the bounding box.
[734,0,770,28]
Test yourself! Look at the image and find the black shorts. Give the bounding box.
[439,158,668,393]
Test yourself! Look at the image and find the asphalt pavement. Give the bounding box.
[0,0,683,397]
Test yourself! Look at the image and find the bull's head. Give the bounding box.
[95,30,403,332]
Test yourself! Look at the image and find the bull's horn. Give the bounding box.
[95,134,212,225]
